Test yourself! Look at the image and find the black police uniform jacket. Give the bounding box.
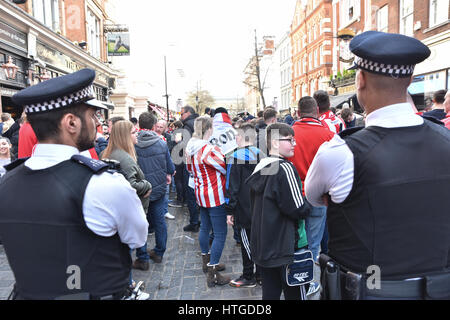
[327,120,450,280]
[0,156,131,299]
[246,157,311,268]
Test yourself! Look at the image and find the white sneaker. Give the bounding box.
[165,212,175,220]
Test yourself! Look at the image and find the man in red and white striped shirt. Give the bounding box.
[314,90,346,134]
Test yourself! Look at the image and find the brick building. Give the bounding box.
[0,0,118,118]
[290,0,334,103]
[330,0,449,109]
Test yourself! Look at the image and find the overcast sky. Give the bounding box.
[114,0,297,104]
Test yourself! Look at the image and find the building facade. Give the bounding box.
[290,0,334,104]
[275,31,294,115]
[0,0,118,119]
[330,0,449,110]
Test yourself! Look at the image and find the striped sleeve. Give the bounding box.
[205,146,227,175]
[277,162,311,220]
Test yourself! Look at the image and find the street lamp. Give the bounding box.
[39,68,51,82]
[2,56,19,80]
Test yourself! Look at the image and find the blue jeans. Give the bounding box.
[183,166,199,226]
[305,205,327,261]
[147,195,167,257]
[199,205,227,265]
[164,184,169,211]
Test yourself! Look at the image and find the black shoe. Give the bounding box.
[229,276,257,288]
[183,224,200,232]
[132,259,149,271]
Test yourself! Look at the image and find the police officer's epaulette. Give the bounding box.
[71,154,111,174]
[3,157,30,171]
[338,126,365,139]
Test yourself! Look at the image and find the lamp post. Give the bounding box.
[163,56,170,122]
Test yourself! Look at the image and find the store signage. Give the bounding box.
[0,21,27,51]
[0,87,20,97]
[36,42,109,86]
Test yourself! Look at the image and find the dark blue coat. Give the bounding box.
[135,130,175,202]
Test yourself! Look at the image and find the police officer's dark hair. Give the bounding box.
[263,108,277,122]
[433,90,447,104]
[27,103,89,142]
[182,105,196,115]
[298,96,318,117]
[313,90,331,113]
[266,122,294,152]
[139,112,157,130]
[214,107,228,114]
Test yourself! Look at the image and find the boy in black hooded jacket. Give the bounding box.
[246,123,311,300]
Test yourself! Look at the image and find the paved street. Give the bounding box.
[0,193,321,300]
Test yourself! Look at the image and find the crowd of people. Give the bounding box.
[0,31,449,301]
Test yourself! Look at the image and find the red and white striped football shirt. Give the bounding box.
[187,143,227,208]
[319,110,346,134]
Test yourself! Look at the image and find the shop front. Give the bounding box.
[0,21,29,118]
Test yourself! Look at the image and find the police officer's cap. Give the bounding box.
[348,31,431,78]
[12,68,108,114]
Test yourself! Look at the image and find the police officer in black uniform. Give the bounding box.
[0,69,150,300]
[305,31,450,300]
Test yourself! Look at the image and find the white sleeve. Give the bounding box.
[83,171,149,249]
[305,135,354,207]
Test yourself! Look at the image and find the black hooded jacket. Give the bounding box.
[246,156,311,268]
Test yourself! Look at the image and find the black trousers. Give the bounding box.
[239,228,260,280]
[259,265,308,300]
[174,164,185,202]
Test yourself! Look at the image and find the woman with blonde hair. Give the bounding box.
[101,120,152,271]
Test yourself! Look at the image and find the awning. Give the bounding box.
[330,93,355,108]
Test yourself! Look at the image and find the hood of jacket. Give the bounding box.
[136,130,161,148]
[246,156,282,193]
[186,137,209,157]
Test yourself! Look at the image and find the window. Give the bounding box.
[314,49,318,68]
[429,0,449,27]
[86,8,101,59]
[377,5,389,32]
[298,60,302,76]
[303,56,307,74]
[340,0,361,27]
[309,53,313,71]
[33,0,60,31]
[400,0,414,37]
[320,45,324,65]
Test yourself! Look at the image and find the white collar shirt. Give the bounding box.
[305,103,424,207]
[25,144,148,249]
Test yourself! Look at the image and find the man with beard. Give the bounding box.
[0,69,149,300]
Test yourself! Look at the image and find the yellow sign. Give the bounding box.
[338,84,356,95]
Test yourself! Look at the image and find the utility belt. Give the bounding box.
[319,254,450,300]
[8,282,147,300]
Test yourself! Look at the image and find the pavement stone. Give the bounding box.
[0,192,322,300]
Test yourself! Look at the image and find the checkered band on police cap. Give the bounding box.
[352,56,415,77]
[23,85,95,114]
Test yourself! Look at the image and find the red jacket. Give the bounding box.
[18,122,38,158]
[287,118,335,193]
